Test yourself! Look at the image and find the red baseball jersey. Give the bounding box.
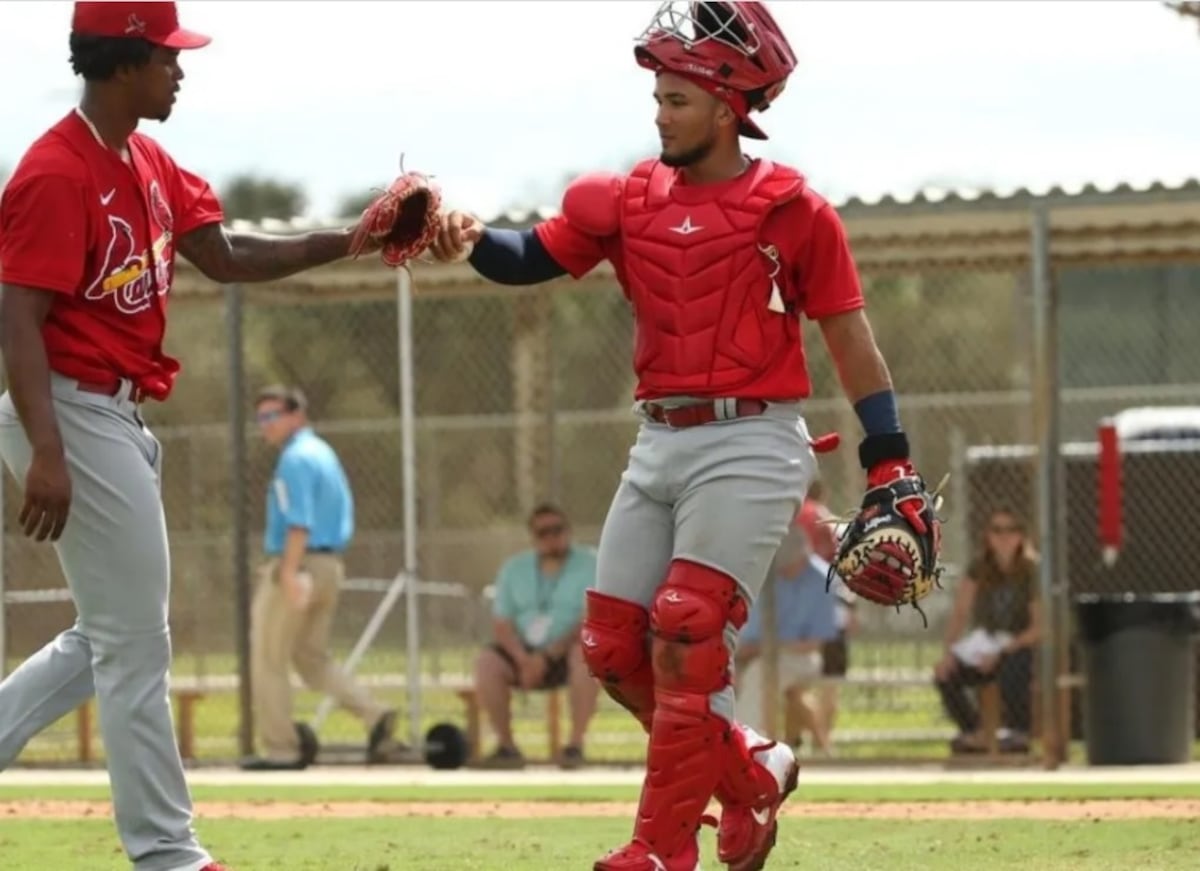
[0,110,223,401]
[535,159,865,400]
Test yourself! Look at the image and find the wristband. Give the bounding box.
[859,432,910,470]
[853,389,902,436]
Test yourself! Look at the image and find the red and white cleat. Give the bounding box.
[594,834,701,871]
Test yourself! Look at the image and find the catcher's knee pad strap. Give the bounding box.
[649,560,748,695]
[582,590,654,727]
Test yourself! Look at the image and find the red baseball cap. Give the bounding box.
[72,2,211,50]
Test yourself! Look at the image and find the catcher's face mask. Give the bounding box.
[634,1,797,140]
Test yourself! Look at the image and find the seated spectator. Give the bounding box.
[735,520,839,754]
[473,503,600,769]
[934,508,1041,754]
[796,486,859,751]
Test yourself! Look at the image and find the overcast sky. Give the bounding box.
[1,0,1197,218]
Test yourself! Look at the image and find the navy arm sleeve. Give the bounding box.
[468,227,569,286]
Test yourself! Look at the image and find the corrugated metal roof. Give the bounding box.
[836,177,1200,217]
[167,176,1200,296]
[223,177,1200,234]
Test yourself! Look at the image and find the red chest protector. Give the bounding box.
[616,158,808,401]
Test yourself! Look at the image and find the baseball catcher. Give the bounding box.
[427,2,947,869]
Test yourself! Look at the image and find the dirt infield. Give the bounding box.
[4,799,1199,821]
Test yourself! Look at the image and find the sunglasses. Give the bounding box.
[256,409,286,425]
[533,524,566,539]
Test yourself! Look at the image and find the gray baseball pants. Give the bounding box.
[0,373,211,871]
[595,399,818,721]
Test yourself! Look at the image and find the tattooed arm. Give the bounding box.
[176,222,369,284]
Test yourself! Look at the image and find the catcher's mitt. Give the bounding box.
[827,469,948,625]
[348,171,442,268]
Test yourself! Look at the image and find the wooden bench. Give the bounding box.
[72,672,563,765]
[78,665,1046,763]
[776,670,952,746]
[960,670,1084,761]
[453,683,563,764]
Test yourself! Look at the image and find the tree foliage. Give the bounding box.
[1165,1,1200,34]
[335,189,379,219]
[219,174,307,223]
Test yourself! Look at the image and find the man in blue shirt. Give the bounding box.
[241,385,398,771]
[474,503,599,769]
[735,520,839,754]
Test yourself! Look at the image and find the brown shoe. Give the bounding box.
[558,745,586,770]
[367,710,410,764]
[477,745,525,769]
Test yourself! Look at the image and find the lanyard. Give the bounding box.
[535,551,570,612]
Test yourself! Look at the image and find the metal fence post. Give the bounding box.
[541,287,559,504]
[1030,205,1064,769]
[225,283,254,758]
[398,268,422,750]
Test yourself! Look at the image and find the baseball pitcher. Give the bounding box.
[0,4,437,869]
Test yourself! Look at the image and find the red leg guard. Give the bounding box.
[630,560,748,862]
[581,590,655,732]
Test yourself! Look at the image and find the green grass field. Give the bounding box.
[4,817,1196,871]
[1,781,1197,870]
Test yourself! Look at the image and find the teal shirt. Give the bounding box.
[492,546,598,648]
[264,427,354,555]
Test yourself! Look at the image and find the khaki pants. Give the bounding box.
[250,554,386,760]
[735,649,823,737]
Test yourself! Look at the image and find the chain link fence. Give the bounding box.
[2,187,1198,766]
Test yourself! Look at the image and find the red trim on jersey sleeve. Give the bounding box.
[533,215,610,279]
[0,175,89,294]
[800,204,866,320]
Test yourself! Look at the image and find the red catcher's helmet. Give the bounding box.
[634,1,797,140]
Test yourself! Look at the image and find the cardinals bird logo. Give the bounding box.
[83,216,168,315]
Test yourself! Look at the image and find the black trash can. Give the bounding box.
[1074,592,1200,765]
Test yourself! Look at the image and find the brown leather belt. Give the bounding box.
[642,399,768,428]
[75,378,147,404]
